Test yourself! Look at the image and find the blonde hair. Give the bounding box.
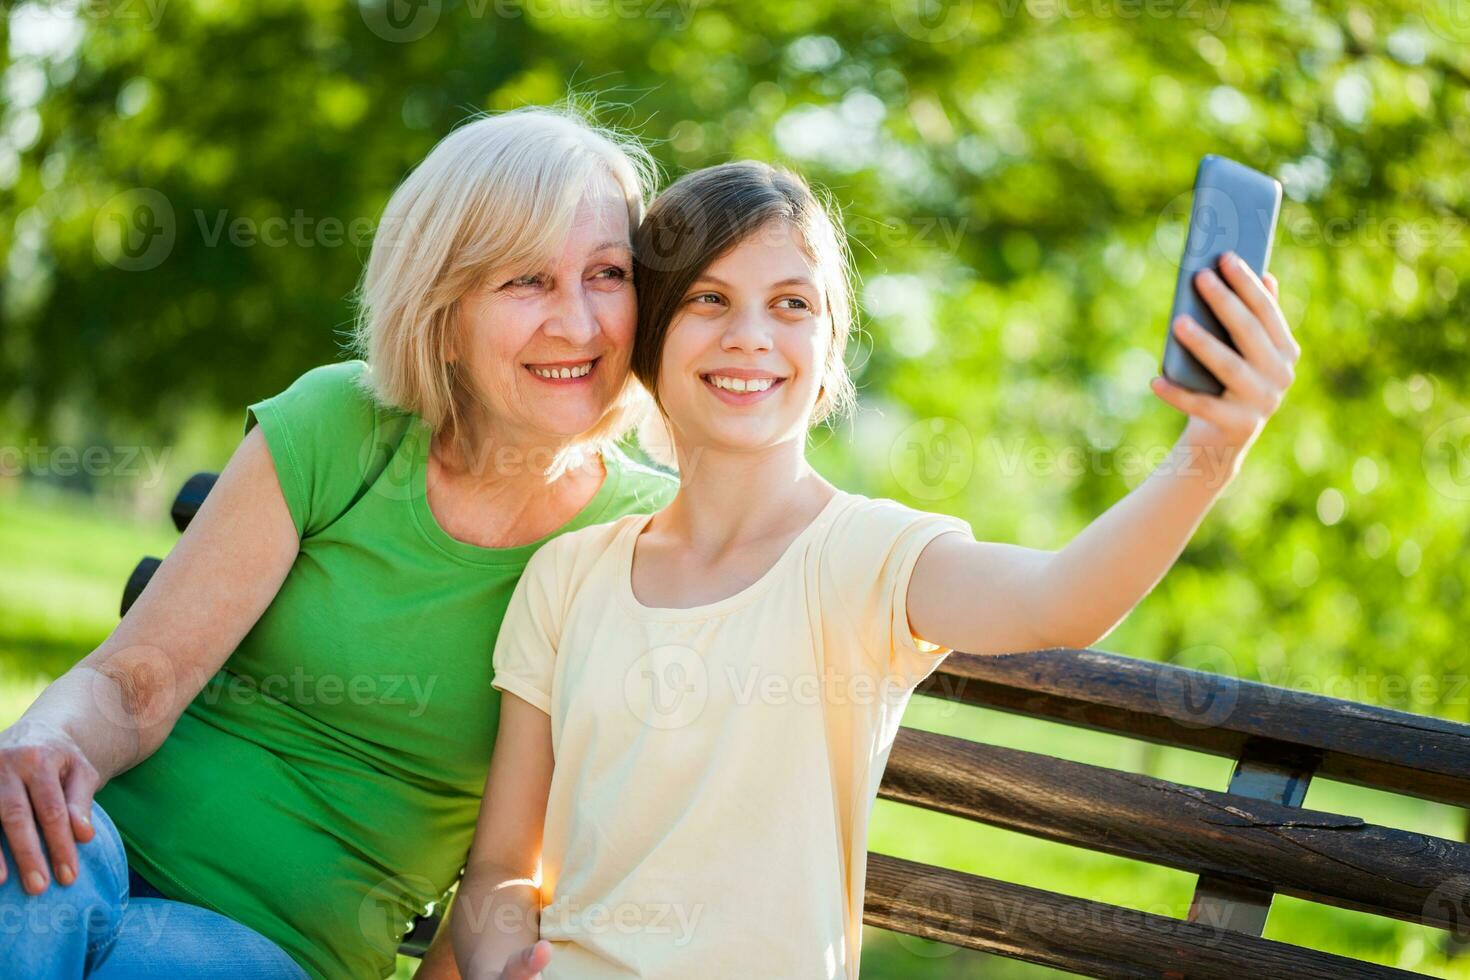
[352,105,658,475]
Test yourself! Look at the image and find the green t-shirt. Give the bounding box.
[96,360,678,979]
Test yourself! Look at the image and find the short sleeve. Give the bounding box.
[819,498,973,689]
[244,360,404,538]
[491,544,566,715]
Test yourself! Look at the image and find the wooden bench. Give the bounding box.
[123,474,1470,976]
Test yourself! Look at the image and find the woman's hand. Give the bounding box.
[497,940,552,979]
[0,719,98,893]
[1150,252,1301,478]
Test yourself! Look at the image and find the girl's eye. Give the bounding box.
[689,292,724,305]
[775,297,810,310]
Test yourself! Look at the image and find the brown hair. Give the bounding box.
[631,161,856,425]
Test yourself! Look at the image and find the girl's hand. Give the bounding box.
[1150,252,1301,477]
[498,939,552,980]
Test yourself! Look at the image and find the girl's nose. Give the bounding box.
[720,310,773,353]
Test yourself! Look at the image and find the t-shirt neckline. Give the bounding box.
[407,420,624,567]
[617,490,854,621]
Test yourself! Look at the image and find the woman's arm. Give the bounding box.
[0,426,299,892]
[909,257,1300,655]
[451,693,555,980]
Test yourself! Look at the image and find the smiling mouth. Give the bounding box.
[700,372,786,400]
[527,357,599,382]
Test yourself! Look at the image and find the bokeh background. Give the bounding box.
[3,0,1469,975]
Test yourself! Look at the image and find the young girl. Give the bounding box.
[452,161,1299,979]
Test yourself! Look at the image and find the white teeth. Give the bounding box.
[531,361,593,380]
[707,375,774,393]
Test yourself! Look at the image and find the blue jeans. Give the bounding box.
[0,801,307,979]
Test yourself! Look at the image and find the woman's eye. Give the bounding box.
[503,273,545,289]
[594,266,630,281]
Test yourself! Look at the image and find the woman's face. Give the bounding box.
[453,172,635,454]
[657,220,829,456]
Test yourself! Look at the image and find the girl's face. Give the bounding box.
[453,173,635,451]
[657,220,830,456]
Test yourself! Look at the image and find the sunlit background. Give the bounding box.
[2,0,1469,975]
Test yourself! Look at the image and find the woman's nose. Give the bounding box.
[541,287,599,347]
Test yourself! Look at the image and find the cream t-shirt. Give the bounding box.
[490,491,972,979]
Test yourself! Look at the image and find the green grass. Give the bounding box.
[2,486,1465,979]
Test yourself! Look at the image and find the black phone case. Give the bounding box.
[1162,155,1283,395]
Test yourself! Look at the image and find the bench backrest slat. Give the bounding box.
[880,727,1470,930]
[920,649,1470,808]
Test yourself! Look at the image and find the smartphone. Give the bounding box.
[1162,155,1283,395]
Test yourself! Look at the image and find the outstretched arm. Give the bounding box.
[909,257,1299,655]
[451,693,555,980]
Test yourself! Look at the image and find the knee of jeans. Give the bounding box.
[0,801,128,952]
[78,802,128,899]
[2,802,128,906]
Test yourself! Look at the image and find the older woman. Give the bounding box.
[0,108,676,979]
